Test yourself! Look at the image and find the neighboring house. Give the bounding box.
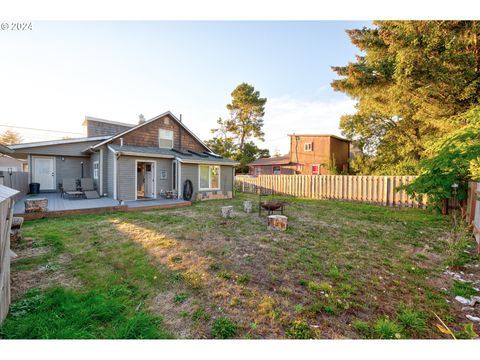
[0,154,28,172]
[248,134,350,176]
[10,112,238,201]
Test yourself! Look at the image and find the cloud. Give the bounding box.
[260,96,356,154]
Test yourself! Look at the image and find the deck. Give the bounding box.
[14,192,191,219]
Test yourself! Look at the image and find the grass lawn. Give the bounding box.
[1,193,479,339]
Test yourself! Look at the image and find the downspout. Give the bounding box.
[179,114,182,150]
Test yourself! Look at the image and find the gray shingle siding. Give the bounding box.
[179,163,234,200]
[85,120,132,137]
[55,156,91,190]
[116,155,173,201]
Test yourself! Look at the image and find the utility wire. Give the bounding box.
[0,124,83,135]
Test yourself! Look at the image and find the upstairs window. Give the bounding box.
[304,142,313,151]
[159,129,174,148]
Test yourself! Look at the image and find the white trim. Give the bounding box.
[99,148,104,195]
[91,111,213,152]
[177,158,239,166]
[198,164,221,191]
[177,161,182,199]
[116,150,175,159]
[83,116,135,128]
[109,145,118,200]
[31,155,56,190]
[134,159,157,200]
[10,136,111,149]
[304,142,313,151]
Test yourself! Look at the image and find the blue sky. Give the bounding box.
[0,21,371,153]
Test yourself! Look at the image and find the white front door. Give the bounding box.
[144,162,155,198]
[33,157,55,190]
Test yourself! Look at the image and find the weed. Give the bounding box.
[372,318,403,339]
[191,308,210,323]
[169,255,182,264]
[237,274,251,285]
[286,320,313,339]
[217,271,233,280]
[396,305,427,335]
[211,317,237,339]
[307,281,332,293]
[450,280,478,298]
[294,304,304,313]
[173,293,188,304]
[352,320,371,338]
[326,265,342,279]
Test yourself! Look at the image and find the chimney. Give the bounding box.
[179,114,182,123]
[138,114,146,124]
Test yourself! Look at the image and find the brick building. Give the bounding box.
[249,134,350,175]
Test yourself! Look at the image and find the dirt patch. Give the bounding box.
[10,253,82,301]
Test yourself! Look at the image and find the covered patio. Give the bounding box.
[14,192,190,218]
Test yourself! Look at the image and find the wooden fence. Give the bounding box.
[0,171,28,202]
[235,175,428,208]
[0,185,19,324]
[466,182,480,252]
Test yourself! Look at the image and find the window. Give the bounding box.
[273,166,281,175]
[159,129,174,148]
[304,142,313,151]
[311,164,320,175]
[93,161,99,180]
[199,165,220,190]
[255,167,262,176]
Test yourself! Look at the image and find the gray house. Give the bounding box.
[10,112,238,202]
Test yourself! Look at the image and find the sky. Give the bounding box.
[0,21,370,154]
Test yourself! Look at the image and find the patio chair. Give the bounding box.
[80,178,100,199]
[62,178,84,199]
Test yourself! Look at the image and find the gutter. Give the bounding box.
[176,157,240,166]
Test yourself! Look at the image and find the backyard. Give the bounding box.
[1,193,479,339]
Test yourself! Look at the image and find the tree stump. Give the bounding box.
[243,201,252,213]
[24,198,48,213]
[267,215,288,231]
[221,206,234,218]
[10,217,24,242]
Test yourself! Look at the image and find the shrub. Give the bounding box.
[211,317,237,339]
[286,320,313,339]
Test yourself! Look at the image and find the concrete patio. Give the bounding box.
[14,192,190,218]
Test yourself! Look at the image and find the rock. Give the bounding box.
[455,296,471,305]
[466,315,480,322]
[221,206,234,218]
[24,198,48,213]
[470,296,480,307]
[462,306,476,312]
[243,201,253,213]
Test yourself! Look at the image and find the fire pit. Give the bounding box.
[259,200,287,216]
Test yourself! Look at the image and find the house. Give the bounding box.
[9,111,238,202]
[248,134,350,176]
[0,154,28,172]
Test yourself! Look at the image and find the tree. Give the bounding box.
[0,130,22,145]
[331,21,480,175]
[206,83,269,173]
[404,108,480,213]
[225,83,267,153]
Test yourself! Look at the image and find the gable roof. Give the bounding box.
[0,143,13,154]
[9,136,111,150]
[249,155,291,166]
[82,116,135,128]
[287,134,350,143]
[91,111,212,152]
